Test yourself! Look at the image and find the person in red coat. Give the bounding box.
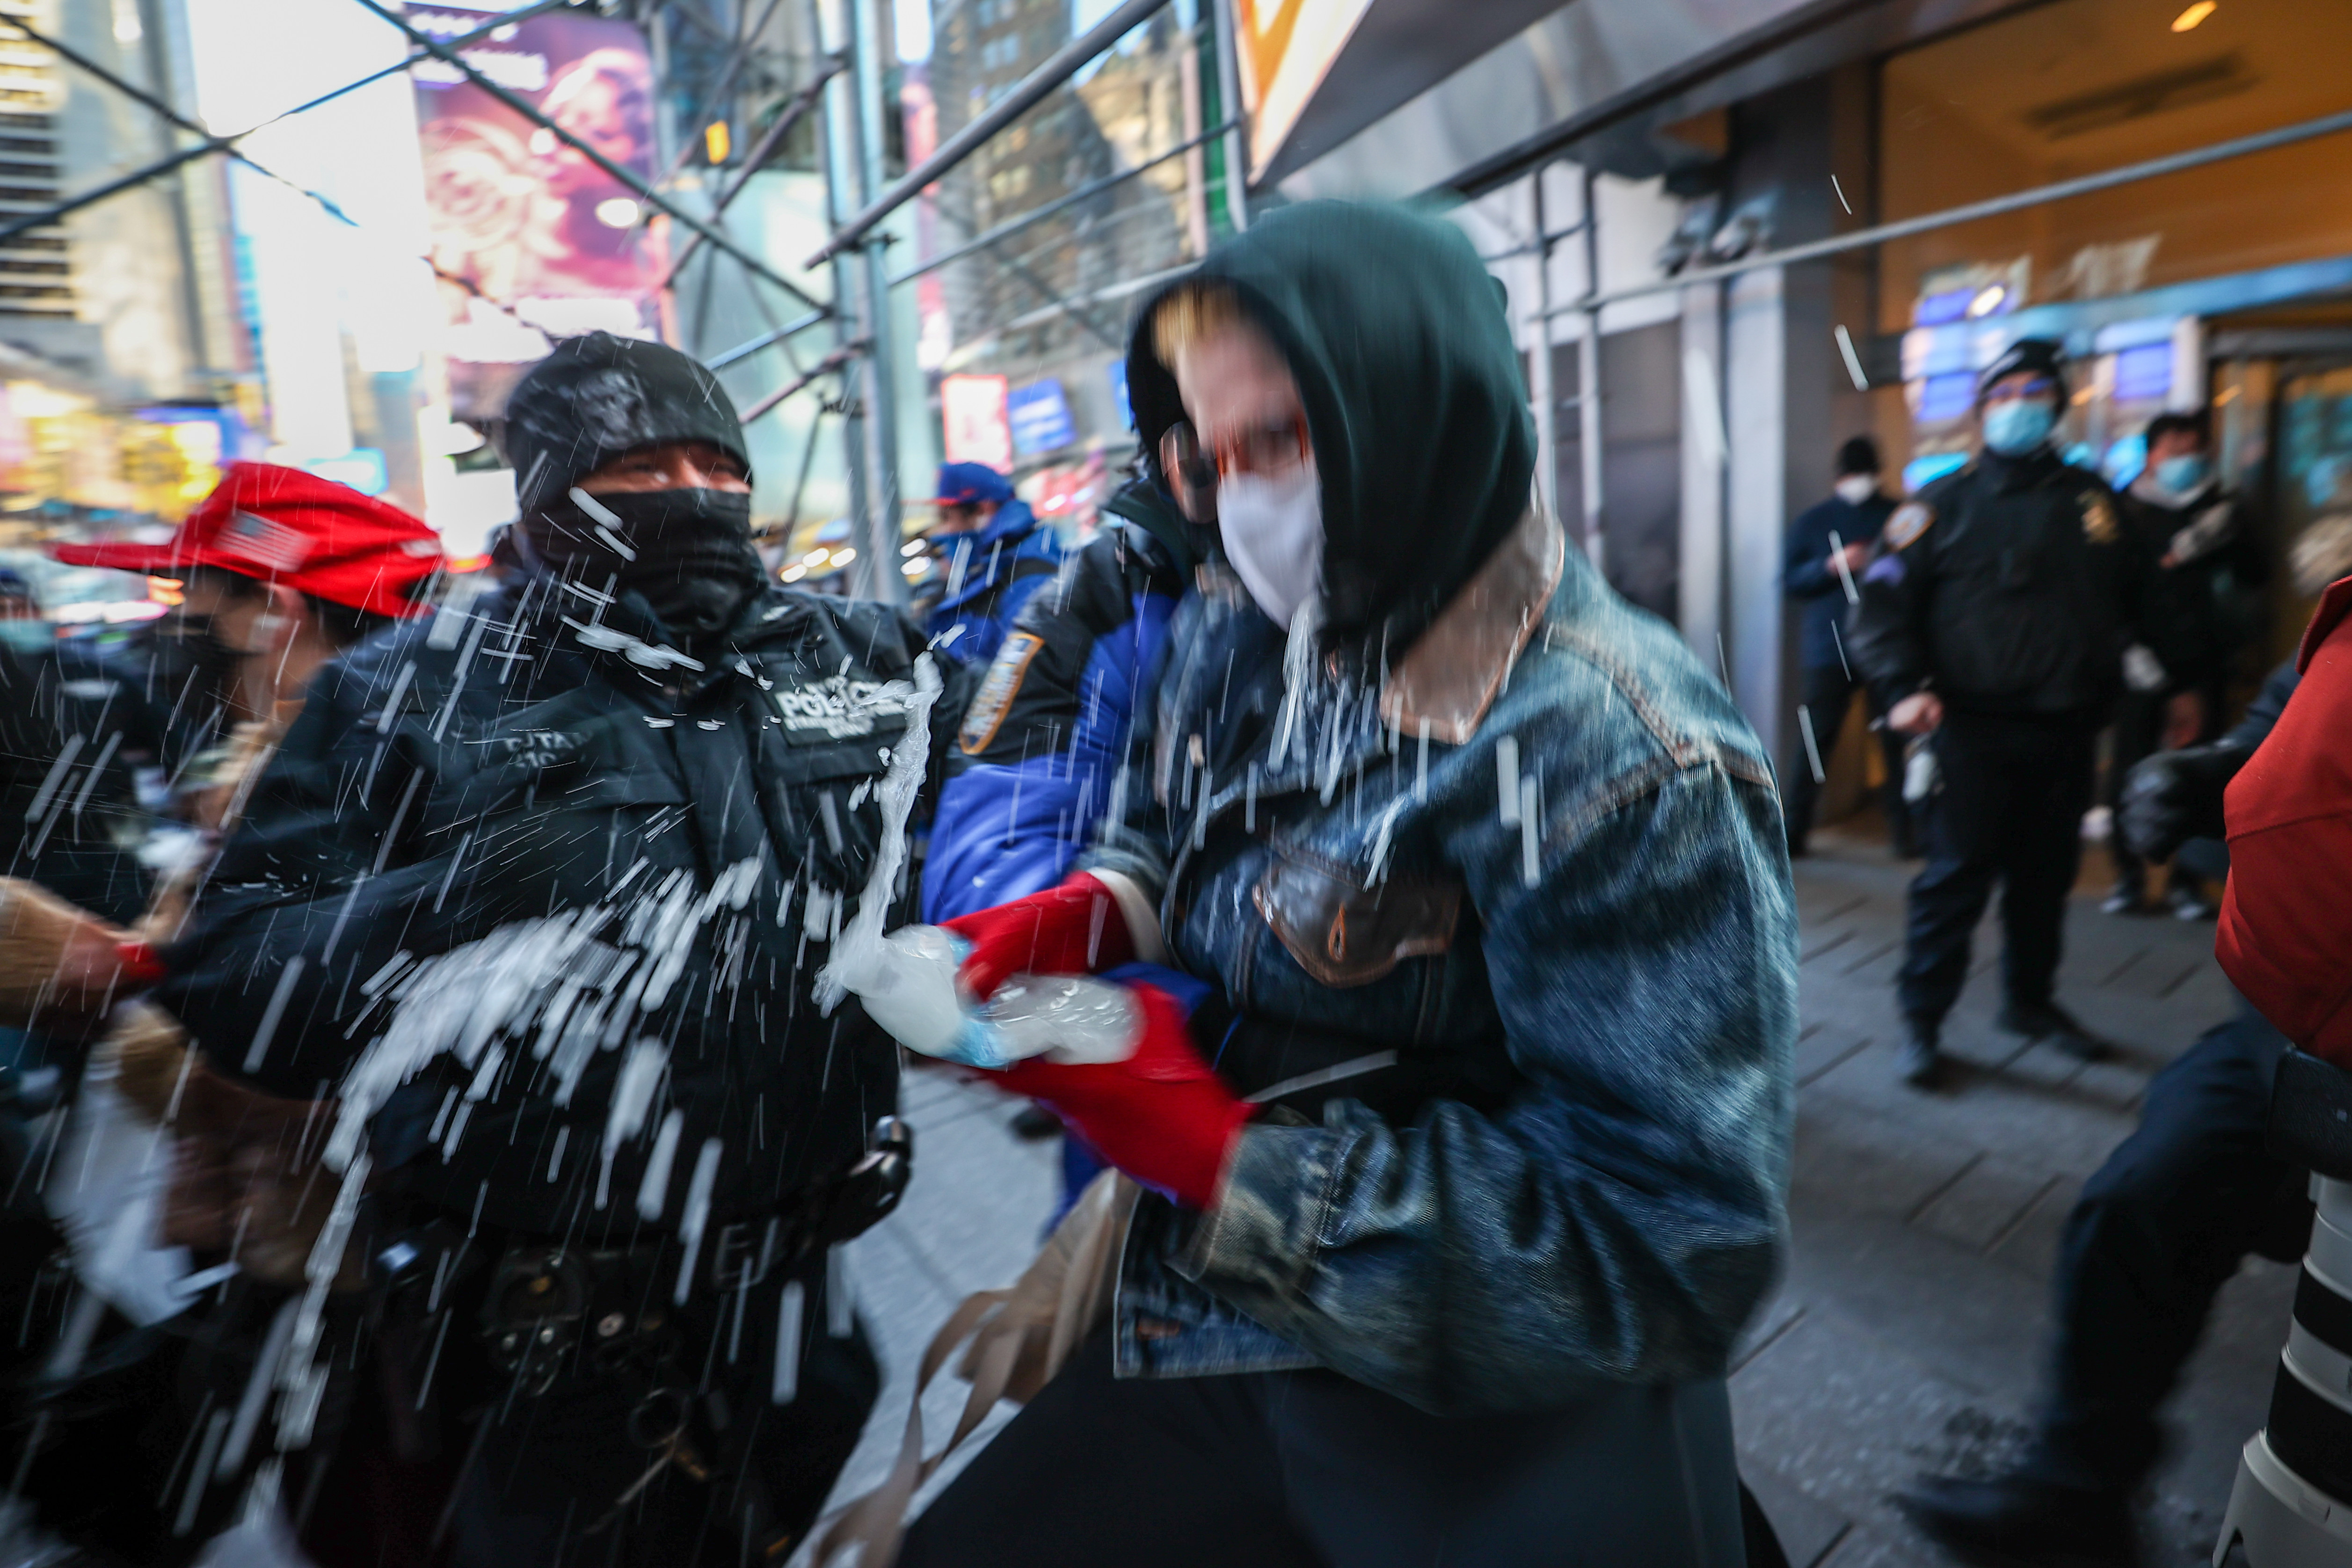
[2218,574,2352,1063]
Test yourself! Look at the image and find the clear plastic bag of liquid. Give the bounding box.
[845,926,1140,1070]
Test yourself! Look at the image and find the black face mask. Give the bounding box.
[523,487,765,640]
[155,610,244,692]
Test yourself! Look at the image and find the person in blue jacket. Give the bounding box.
[924,461,1065,666]
[923,473,1198,1190]
[923,474,1195,923]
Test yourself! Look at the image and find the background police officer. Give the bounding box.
[1781,435,1906,858]
[1851,339,2163,1088]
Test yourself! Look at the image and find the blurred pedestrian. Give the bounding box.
[1781,435,1910,858]
[923,460,1063,665]
[1850,338,2165,1088]
[1899,657,2305,1567]
[2103,409,2246,918]
[0,467,445,1561]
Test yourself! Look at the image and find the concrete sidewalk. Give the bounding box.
[809,828,2285,1567]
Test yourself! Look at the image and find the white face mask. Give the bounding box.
[1834,474,1878,504]
[1218,457,1323,627]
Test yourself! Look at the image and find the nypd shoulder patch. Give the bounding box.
[959,632,1045,755]
[1884,502,1934,552]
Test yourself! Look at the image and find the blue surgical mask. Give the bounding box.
[0,620,50,655]
[2154,454,2210,494]
[1982,399,2056,456]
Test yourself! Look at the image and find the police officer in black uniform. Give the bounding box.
[157,334,970,1565]
[1850,339,2153,1089]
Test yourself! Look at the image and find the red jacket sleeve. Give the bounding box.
[2218,576,2352,1064]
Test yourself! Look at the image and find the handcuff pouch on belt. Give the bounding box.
[475,1116,911,1398]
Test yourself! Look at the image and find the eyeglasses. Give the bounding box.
[1158,417,1310,524]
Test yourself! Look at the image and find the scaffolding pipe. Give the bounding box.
[633,0,792,232]
[889,117,1237,287]
[707,307,831,370]
[1551,101,2352,314]
[1528,169,1557,532]
[347,0,831,316]
[1213,0,1247,229]
[0,139,218,247]
[657,57,845,292]
[849,0,904,605]
[739,339,866,423]
[1576,164,1603,574]
[814,0,873,601]
[807,0,1172,266]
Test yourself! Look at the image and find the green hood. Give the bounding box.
[1125,200,1536,653]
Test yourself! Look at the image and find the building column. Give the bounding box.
[1679,280,1726,681]
[1726,264,1788,744]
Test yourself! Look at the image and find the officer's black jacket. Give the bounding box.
[1850,448,2152,719]
[160,577,974,1236]
[0,643,171,927]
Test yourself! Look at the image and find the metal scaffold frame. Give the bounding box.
[11,0,1231,603]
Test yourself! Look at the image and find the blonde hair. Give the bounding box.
[1151,281,1245,365]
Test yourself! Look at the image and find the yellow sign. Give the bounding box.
[1232,0,1373,183]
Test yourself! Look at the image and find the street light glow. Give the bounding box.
[2171,1,2215,29]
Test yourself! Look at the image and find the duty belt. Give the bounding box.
[466,1116,911,1395]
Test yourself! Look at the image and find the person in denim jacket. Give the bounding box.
[903,202,1798,1568]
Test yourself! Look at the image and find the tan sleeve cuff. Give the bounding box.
[1087,868,1165,964]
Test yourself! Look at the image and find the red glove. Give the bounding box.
[992,985,1252,1210]
[941,872,1133,1001]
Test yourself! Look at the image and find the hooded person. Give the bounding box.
[146,334,974,1567]
[0,469,444,1562]
[886,202,1796,1567]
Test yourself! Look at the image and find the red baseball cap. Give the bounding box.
[52,463,444,618]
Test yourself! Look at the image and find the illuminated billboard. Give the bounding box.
[941,374,1013,471]
[409,7,670,421]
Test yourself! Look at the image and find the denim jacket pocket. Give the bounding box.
[1251,849,1463,988]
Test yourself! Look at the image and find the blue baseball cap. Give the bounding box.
[933,461,1014,507]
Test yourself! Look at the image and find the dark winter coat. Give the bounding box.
[923,480,1194,921]
[1090,202,1797,1418]
[1783,491,1892,672]
[160,578,972,1235]
[1850,448,2150,721]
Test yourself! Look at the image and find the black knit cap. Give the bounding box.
[1977,337,2068,403]
[500,332,750,514]
[1835,436,1879,477]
